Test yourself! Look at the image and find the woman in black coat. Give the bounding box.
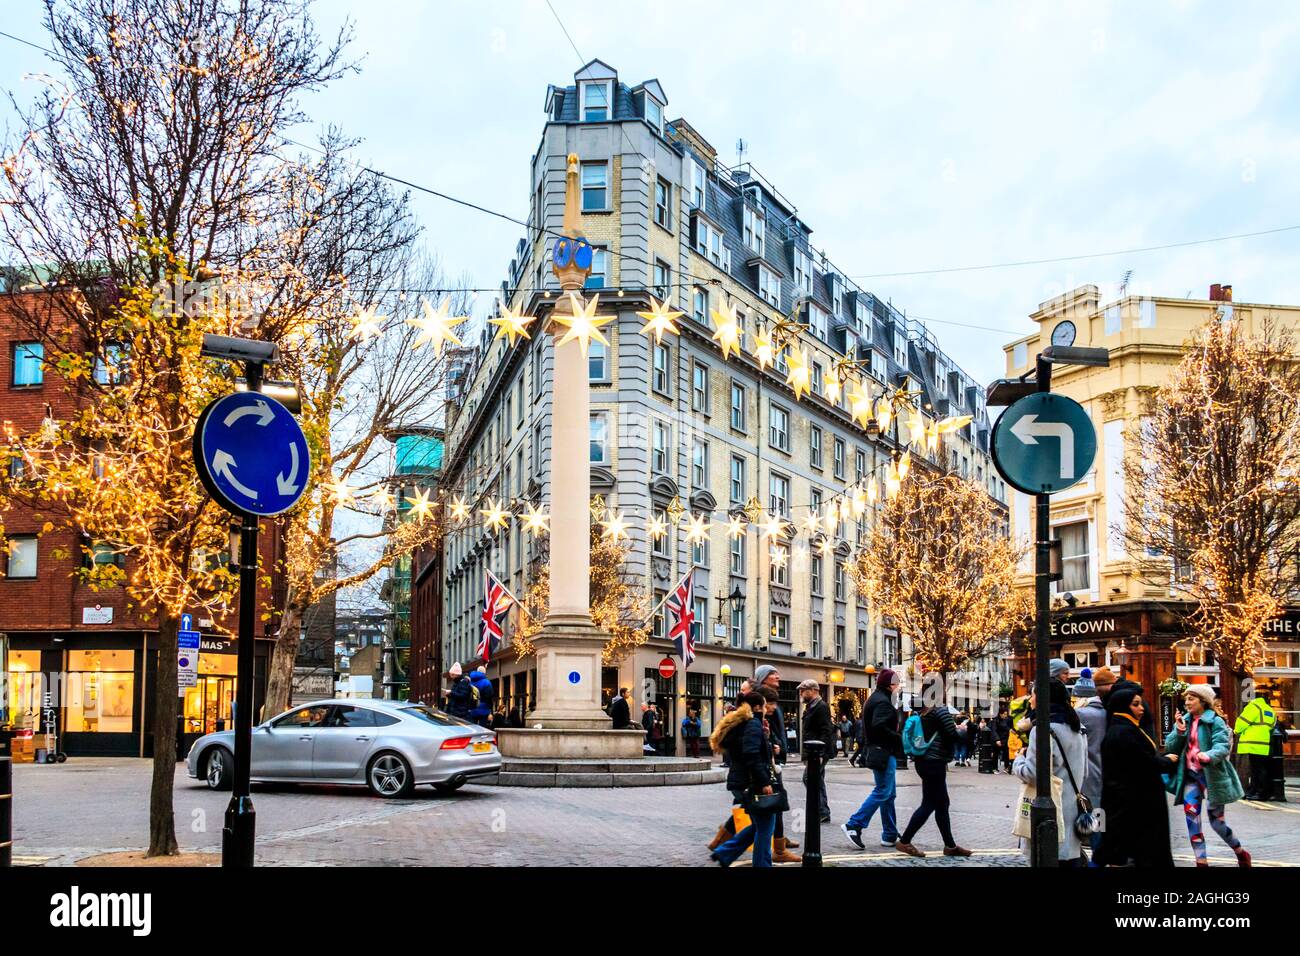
[1097,685,1177,868]
[708,691,778,868]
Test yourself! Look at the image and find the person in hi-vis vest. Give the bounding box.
[1234,694,1277,800]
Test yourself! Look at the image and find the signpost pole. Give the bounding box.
[1030,356,1059,868]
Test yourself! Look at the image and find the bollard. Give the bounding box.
[0,724,12,867]
[977,727,996,774]
[1268,725,1287,803]
[802,740,825,867]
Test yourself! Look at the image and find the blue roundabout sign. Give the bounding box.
[194,392,310,517]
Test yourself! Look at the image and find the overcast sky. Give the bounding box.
[4,0,1300,387]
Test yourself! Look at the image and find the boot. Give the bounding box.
[1236,848,1252,868]
[772,836,801,863]
[707,824,730,851]
[784,834,800,849]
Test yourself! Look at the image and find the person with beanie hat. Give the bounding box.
[1096,684,1176,867]
[1013,681,1088,865]
[446,662,473,720]
[1049,658,1071,682]
[1075,669,1108,861]
[842,668,903,850]
[1165,685,1250,867]
[1073,668,1098,699]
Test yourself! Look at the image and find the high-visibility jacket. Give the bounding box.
[1234,697,1276,756]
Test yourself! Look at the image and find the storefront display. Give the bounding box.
[66,649,135,734]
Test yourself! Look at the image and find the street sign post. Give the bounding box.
[991,392,1097,496]
[177,628,201,692]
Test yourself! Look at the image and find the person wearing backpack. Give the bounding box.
[895,675,970,858]
[469,668,494,726]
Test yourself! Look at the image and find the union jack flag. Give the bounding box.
[478,568,514,663]
[665,569,696,668]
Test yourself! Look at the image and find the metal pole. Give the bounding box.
[802,739,825,867]
[0,726,12,867]
[223,361,261,868]
[1030,355,1059,867]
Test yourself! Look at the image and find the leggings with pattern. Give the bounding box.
[1182,768,1241,863]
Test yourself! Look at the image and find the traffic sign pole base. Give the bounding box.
[222,795,256,868]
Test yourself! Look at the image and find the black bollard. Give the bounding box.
[977,727,996,774]
[1268,725,1287,802]
[802,740,825,867]
[1,725,12,867]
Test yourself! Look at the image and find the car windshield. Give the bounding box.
[400,705,476,728]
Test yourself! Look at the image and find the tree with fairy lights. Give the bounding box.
[851,469,1031,684]
[1120,313,1300,718]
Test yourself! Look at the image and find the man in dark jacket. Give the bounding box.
[843,668,903,850]
[799,679,836,822]
[446,663,472,720]
[609,687,632,729]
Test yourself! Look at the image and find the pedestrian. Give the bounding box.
[468,668,494,727]
[799,679,835,823]
[1013,680,1089,866]
[1167,685,1251,867]
[708,691,778,867]
[842,668,903,850]
[954,715,971,767]
[1049,658,1071,685]
[489,705,507,730]
[995,704,1013,772]
[1234,693,1277,800]
[754,684,800,861]
[837,713,853,760]
[609,687,632,729]
[681,708,702,758]
[1075,667,1108,862]
[446,663,472,720]
[753,666,800,859]
[707,680,755,851]
[642,702,660,753]
[1095,685,1176,868]
[894,675,971,858]
[506,705,524,728]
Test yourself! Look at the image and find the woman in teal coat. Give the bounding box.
[1164,684,1251,867]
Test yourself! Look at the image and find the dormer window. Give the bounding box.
[807,303,829,342]
[581,81,611,122]
[743,204,765,257]
[793,248,813,295]
[644,96,662,133]
[758,264,780,307]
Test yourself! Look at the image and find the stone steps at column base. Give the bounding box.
[482,756,727,788]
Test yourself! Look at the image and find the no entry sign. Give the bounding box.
[658,657,676,679]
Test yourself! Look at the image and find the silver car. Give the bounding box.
[186,699,501,798]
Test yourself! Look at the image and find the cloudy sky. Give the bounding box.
[4,0,1300,386]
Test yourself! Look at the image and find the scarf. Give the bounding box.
[1116,712,1161,752]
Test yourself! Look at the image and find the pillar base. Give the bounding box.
[524,617,614,731]
[495,728,645,760]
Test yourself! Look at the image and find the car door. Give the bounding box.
[311,705,379,780]
[253,704,330,779]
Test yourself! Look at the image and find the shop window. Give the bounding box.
[67,649,135,733]
[5,649,42,730]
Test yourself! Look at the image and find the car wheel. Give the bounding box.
[433,780,465,794]
[367,752,414,798]
[205,746,234,791]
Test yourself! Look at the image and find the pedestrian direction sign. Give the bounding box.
[177,628,201,691]
[992,392,1097,495]
[194,392,310,517]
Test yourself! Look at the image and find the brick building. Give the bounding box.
[0,289,286,758]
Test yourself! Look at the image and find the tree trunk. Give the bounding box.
[147,613,180,857]
[263,602,304,720]
[1217,663,1244,724]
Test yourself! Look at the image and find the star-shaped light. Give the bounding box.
[348,304,385,341]
[636,297,684,344]
[589,495,607,523]
[710,303,744,360]
[898,451,912,482]
[753,328,775,370]
[907,409,927,447]
[823,368,843,403]
[449,496,471,521]
[743,495,764,524]
[647,513,669,541]
[328,477,354,506]
[925,421,941,454]
[938,414,974,435]
[488,302,536,346]
[727,515,748,539]
[481,498,511,533]
[405,487,436,522]
[851,488,867,518]
[817,535,835,557]
[769,547,788,570]
[785,348,812,401]
[665,495,686,526]
[801,511,823,535]
[824,509,840,535]
[866,476,879,506]
[371,487,397,511]
[684,513,712,544]
[409,297,467,355]
[759,513,789,540]
[519,503,550,536]
[886,460,902,498]
[600,509,631,542]
[875,397,894,434]
[848,378,874,428]
[554,292,615,357]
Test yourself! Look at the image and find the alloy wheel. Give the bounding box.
[370,755,408,796]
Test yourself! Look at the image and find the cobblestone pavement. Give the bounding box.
[11,757,1300,867]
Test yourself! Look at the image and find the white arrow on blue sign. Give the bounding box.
[194,392,310,517]
[992,392,1097,496]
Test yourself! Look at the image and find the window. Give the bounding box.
[653,260,671,301]
[652,590,668,638]
[769,612,788,644]
[769,472,790,518]
[532,341,544,398]
[589,339,608,382]
[692,287,708,324]
[589,413,608,464]
[835,625,845,661]
[692,527,710,568]
[758,265,780,307]
[12,342,43,386]
[856,449,867,482]
[1054,521,1090,593]
[812,621,822,658]
[644,96,663,133]
[581,162,608,211]
[652,342,671,395]
[93,342,127,385]
[770,544,789,586]
[793,248,813,294]
[5,535,37,578]
[89,540,124,569]
[810,426,823,469]
[870,350,888,383]
[652,509,670,557]
[581,81,610,121]
[66,650,135,733]
[655,177,671,229]
[833,438,846,479]
[769,403,789,451]
[689,159,706,209]
[835,560,846,601]
[893,331,908,369]
[743,204,765,256]
[729,455,745,505]
[584,247,608,289]
[729,533,745,575]
[691,438,709,488]
[811,555,823,595]
[691,598,707,646]
[651,421,671,474]
[730,381,746,431]
[857,628,867,665]
[808,303,829,342]
[695,218,724,266]
[516,377,526,426]
[730,606,745,648]
[692,361,710,412]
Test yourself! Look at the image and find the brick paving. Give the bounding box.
[10,756,1299,867]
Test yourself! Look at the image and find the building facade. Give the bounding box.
[437,59,1006,753]
[1001,284,1300,740]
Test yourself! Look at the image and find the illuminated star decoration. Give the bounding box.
[938,414,974,435]
[348,304,385,341]
[519,503,550,536]
[753,328,775,370]
[488,302,536,346]
[589,495,607,523]
[554,292,615,357]
[824,509,839,535]
[898,451,912,482]
[907,409,927,447]
[450,496,471,521]
[665,495,686,526]
[801,511,822,535]
[647,513,669,541]
[769,547,788,570]
[405,487,436,522]
[785,348,812,401]
[685,513,712,544]
[371,487,397,511]
[727,515,748,539]
[823,368,843,403]
[867,475,879,505]
[848,378,874,428]
[481,498,512,533]
[817,535,835,557]
[875,396,894,433]
[743,495,764,524]
[328,477,354,506]
[636,297,684,344]
[409,297,468,355]
[759,513,789,540]
[600,508,631,542]
[710,303,744,360]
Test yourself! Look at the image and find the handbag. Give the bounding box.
[743,788,785,813]
[864,744,890,771]
[1048,728,1100,839]
[1012,775,1064,839]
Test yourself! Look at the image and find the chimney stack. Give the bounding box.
[1209,284,1234,302]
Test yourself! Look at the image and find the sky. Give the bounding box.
[4,0,1300,389]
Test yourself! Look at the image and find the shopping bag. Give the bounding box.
[1012,776,1064,839]
[730,806,776,855]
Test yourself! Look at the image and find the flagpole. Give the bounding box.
[640,567,694,631]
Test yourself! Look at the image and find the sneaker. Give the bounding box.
[710,851,730,867]
[880,837,897,847]
[896,841,926,858]
[841,824,865,850]
[820,814,832,824]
